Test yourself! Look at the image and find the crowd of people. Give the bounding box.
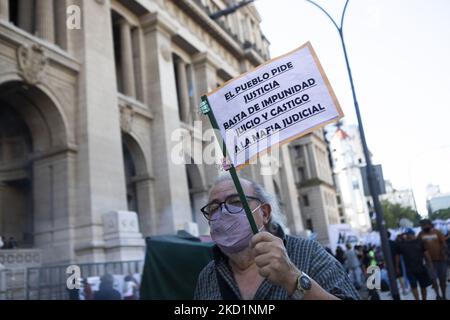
[68,273,140,300]
[328,219,449,300]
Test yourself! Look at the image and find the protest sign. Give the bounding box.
[327,224,360,254]
[200,42,344,234]
[206,42,344,169]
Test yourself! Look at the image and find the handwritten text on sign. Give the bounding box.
[207,42,344,169]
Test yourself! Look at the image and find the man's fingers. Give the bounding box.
[254,252,273,268]
[258,265,271,279]
[253,241,271,255]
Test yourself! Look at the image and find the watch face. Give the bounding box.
[300,275,312,291]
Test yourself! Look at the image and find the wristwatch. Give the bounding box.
[290,272,312,300]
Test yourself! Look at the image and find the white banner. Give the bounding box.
[207,42,343,169]
[327,224,360,254]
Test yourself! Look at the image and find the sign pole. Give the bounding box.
[200,95,259,234]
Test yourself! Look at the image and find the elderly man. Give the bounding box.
[194,174,360,300]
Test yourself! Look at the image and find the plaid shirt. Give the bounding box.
[194,234,360,300]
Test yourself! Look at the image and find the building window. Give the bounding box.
[7,0,67,47]
[112,11,144,101]
[352,179,359,190]
[173,54,196,123]
[302,195,310,207]
[306,218,314,232]
[294,145,303,159]
[297,167,306,184]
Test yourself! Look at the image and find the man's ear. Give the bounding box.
[260,203,272,225]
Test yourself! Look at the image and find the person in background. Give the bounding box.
[446,231,450,283]
[361,246,370,271]
[395,233,411,292]
[344,243,363,290]
[367,249,377,268]
[354,245,365,273]
[93,274,121,300]
[418,219,448,300]
[123,275,139,300]
[82,279,93,300]
[396,229,433,300]
[387,231,408,296]
[378,262,390,292]
[67,287,80,300]
[374,245,383,265]
[335,246,346,266]
[3,236,11,249]
[6,237,18,249]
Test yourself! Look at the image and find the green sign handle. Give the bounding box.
[200,95,259,235]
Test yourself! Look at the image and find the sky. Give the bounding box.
[255,0,450,216]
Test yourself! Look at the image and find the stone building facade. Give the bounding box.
[0,0,306,266]
[289,129,340,244]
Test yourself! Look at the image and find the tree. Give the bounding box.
[374,200,422,230]
[429,207,450,220]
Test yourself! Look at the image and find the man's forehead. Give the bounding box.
[209,179,254,201]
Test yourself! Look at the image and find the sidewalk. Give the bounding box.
[378,282,450,300]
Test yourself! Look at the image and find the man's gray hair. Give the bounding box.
[211,173,287,234]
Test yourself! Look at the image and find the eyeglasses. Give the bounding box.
[201,194,261,221]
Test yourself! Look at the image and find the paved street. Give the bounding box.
[376,280,450,300]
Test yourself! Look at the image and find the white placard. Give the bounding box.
[207,42,344,169]
[327,224,360,254]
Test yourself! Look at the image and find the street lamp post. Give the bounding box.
[306,0,401,300]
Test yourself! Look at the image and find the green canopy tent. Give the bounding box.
[140,233,215,300]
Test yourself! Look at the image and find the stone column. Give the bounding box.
[135,177,157,237]
[175,58,190,123]
[132,27,145,102]
[18,0,34,32]
[141,12,192,234]
[120,19,136,98]
[55,0,68,49]
[35,0,55,43]
[0,0,9,21]
[33,150,77,265]
[70,0,128,263]
[302,145,311,179]
[307,143,317,178]
[187,63,199,121]
[245,17,253,44]
[193,53,220,188]
[310,143,320,178]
